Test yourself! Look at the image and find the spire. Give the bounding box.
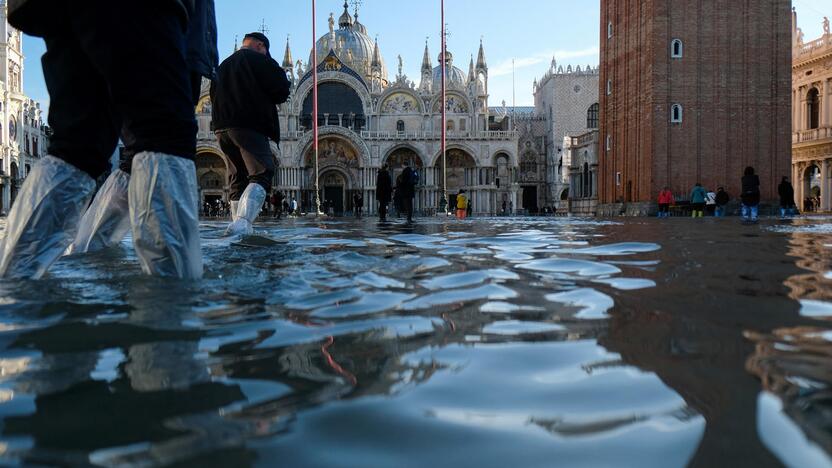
[282,36,293,69]
[468,54,475,82]
[421,39,432,72]
[371,37,382,69]
[353,1,367,34]
[476,38,487,71]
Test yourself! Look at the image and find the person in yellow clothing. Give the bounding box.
[456,190,468,220]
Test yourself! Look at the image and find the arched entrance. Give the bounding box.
[803,164,821,212]
[195,152,228,214]
[384,147,424,185]
[435,148,476,210]
[321,170,347,216]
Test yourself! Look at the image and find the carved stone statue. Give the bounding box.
[397,55,403,77]
[296,59,304,75]
[329,13,335,34]
[797,28,805,45]
[824,17,830,35]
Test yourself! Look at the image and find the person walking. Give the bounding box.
[456,190,469,220]
[657,187,674,218]
[400,161,418,223]
[715,187,730,217]
[0,0,216,280]
[376,165,392,222]
[689,183,707,218]
[705,188,717,216]
[352,192,362,218]
[211,32,291,236]
[290,197,298,216]
[741,167,761,222]
[778,176,796,219]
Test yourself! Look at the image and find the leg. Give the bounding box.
[223,130,273,236]
[0,24,118,278]
[217,132,247,202]
[70,2,202,278]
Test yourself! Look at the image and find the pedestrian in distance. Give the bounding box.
[778,176,796,219]
[0,0,217,280]
[741,167,761,222]
[211,31,291,236]
[715,187,730,217]
[657,186,674,218]
[376,165,392,222]
[456,190,469,220]
[400,161,418,223]
[705,188,717,216]
[690,183,707,218]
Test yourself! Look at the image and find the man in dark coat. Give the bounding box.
[741,167,761,222]
[0,0,215,280]
[400,161,418,223]
[212,32,291,236]
[778,176,796,218]
[376,165,393,222]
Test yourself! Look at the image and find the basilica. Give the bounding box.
[195,3,524,216]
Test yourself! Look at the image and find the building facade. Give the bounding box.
[0,3,48,215]
[533,59,600,208]
[565,130,600,215]
[792,12,832,213]
[599,0,792,215]
[195,3,519,216]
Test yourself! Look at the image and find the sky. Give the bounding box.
[18,0,832,116]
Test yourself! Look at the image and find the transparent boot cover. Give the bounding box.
[67,169,131,255]
[0,156,96,279]
[230,200,239,220]
[129,152,203,279]
[225,183,266,237]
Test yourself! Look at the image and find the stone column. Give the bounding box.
[823,159,831,212]
[824,79,831,128]
[793,88,800,132]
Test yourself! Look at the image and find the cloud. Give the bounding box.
[490,47,600,77]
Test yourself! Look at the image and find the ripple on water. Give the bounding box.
[419,269,520,290]
[354,272,406,289]
[284,288,364,310]
[518,258,622,277]
[401,284,518,310]
[311,292,417,318]
[479,302,546,314]
[799,300,832,318]
[593,278,657,291]
[560,242,662,256]
[482,320,566,336]
[546,288,615,320]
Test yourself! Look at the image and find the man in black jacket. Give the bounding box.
[0,0,214,280]
[211,32,291,236]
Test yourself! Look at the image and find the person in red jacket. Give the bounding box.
[657,187,674,218]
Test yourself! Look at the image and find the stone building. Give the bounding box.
[564,130,599,215]
[533,59,599,207]
[598,0,792,215]
[0,2,48,215]
[792,11,832,213]
[195,2,519,216]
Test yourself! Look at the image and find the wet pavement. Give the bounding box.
[0,215,830,467]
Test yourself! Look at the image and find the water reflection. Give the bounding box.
[0,217,827,466]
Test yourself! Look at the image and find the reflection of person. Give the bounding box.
[740,167,761,222]
[212,32,291,236]
[0,0,215,279]
[376,165,392,222]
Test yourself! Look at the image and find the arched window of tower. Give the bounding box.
[671,39,684,58]
[301,82,365,131]
[671,104,683,124]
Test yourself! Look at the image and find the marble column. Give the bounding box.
[823,79,831,128]
[793,88,800,133]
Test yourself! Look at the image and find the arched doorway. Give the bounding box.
[435,148,476,210]
[804,164,821,212]
[195,152,227,212]
[321,170,347,216]
[384,147,424,186]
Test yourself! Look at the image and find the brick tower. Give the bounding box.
[598,0,792,215]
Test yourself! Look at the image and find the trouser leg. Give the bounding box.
[217,131,247,201]
[225,129,275,194]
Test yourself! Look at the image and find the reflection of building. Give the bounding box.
[792,11,832,213]
[599,0,792,215]
[0,5,48,215]
[565,130,599,215]
[195,3,519,215]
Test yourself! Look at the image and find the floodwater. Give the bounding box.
[0,215,830,467]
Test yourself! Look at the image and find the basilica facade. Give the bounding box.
[194,3,522,216]
[0,4,49,215]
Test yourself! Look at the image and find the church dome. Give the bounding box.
[432,51,467,90]
[309,2,387,84]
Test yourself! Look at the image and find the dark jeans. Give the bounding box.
[403,198,414,221]
[378,202,388,220]
[216,129,275,201]
[41,0,197,179]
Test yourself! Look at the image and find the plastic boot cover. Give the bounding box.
[0,156,96,279]
[129,152,203,279]
[67,169,131,255]
[230,200,239,220]
[225,183,266,237]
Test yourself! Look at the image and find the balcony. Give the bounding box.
[793,127,832,145]
[794,35,832,63]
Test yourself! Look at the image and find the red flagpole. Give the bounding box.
[312,0,321,215]
[441,0,447,213]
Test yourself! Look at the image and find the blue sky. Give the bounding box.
[19,0,832,116]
